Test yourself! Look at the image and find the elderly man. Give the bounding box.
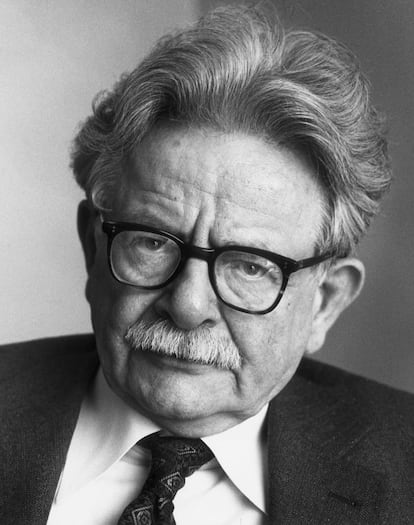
[1,5,413,525]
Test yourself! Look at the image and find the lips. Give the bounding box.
[139,346,219,373]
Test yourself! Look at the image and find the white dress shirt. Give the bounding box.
[47,368,268,525]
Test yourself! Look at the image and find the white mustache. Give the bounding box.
[125,319,242,371]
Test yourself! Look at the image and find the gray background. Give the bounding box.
[2,0,413,393]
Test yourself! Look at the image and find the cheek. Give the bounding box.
[283,284,318,354]
[89,248,152,320]
[229,286,316,393]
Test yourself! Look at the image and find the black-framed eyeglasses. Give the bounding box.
[102,220,333,315]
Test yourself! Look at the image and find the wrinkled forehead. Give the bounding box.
[111,123,326,251]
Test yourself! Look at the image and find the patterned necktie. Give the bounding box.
[117,431,214,525]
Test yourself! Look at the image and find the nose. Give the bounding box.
[154,258,220,330]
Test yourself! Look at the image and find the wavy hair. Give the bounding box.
[71,5,391,256]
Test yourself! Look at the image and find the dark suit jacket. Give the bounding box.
[0,334,413,524]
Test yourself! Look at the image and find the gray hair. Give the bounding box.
[71,5,391,256]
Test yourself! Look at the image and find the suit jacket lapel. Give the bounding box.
[0,337,99,525]
[266,359,385,524]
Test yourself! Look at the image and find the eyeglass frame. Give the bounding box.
[101,219,334,315]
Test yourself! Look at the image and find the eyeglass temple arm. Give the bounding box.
[293,252,337,273]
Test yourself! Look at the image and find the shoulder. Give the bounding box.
[0,333,96,371]
[269,357,414,469]
[267,359,414,520]
[272,357,414,477]
[297,357,414,430]
[0,333,96,357]
[0,334,98,406]
[0,335,99,522]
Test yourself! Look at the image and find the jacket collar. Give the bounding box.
[266,358,384,523]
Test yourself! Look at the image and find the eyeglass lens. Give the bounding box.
[110,230,181,286]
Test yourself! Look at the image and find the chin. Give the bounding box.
[132,374,215,420]
[125,372,242,436]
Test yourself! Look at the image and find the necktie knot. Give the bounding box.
[118,431,214,525]
[140,433,213,501]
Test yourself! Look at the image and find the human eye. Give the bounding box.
[233,259,267,278]
[114,231,174,269]
[133,234,168,252]
[226,252,278,281]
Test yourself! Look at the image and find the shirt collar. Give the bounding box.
[57,367,160,498]
[203,404,268,512]
[58,367,267,513]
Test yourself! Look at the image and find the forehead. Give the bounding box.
[113,124,324,255]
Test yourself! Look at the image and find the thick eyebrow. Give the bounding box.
[105,210,297,256]
[109,210,167,226]
[108,211,187,239]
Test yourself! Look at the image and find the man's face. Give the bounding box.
[84,124,326,437]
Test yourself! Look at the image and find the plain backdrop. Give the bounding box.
[2,0,413,393]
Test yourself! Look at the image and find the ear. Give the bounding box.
[77,200,98,274]
[306,257,365,354]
